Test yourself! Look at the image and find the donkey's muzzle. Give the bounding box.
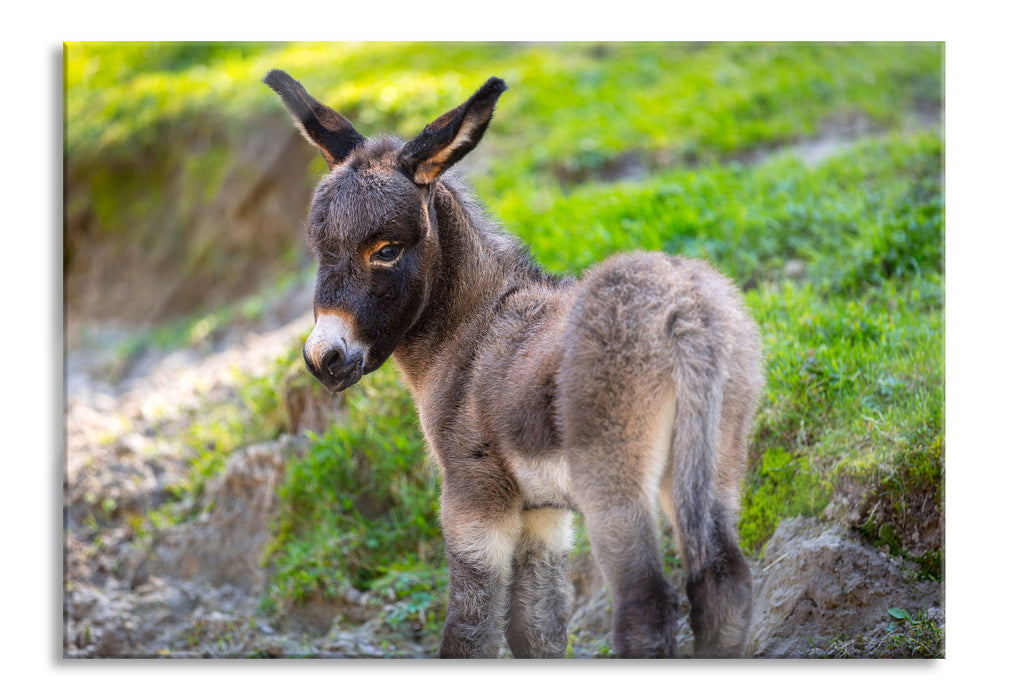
[304,344,365,392]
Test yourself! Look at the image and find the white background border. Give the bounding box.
[9,2,997,694]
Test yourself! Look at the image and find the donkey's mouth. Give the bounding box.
[320,367,363,393]
[323,359,365,392]
[304,347,366,393]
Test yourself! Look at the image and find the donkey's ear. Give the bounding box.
[264,69,366,170]
[398,77,507,186]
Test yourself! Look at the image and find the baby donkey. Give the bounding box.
[264,70,764,658]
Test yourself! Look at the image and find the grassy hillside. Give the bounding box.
[65,42,944,647]
[66,42,940,165]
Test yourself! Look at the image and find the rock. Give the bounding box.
[783,259,806,280]
[748,517,943,657]
[65,577,258,658]
[132,435,306,593]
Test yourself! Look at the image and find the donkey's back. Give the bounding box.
[265,70,764,658]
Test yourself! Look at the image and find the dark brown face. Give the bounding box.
[302,142,438,392]
[263,70,507,391]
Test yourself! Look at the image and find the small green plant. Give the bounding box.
[882,607,944,656]
[373,566,448,636]
[263,364,442,610]
[594,638,616,659]
[812,607,943,658]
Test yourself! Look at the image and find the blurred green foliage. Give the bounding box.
[66,42,944,624]
[66,41,940,167]
[64,40,941,317]
[499,132,943,284]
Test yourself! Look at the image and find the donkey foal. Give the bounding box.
[265,70,764,658]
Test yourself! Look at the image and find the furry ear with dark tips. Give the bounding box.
[398,77,508,185]
[263,69,366,170]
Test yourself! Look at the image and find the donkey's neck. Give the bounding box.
[394,179,548,388]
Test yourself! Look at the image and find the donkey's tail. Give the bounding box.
[664,316,729,579]
[658,254,761,656]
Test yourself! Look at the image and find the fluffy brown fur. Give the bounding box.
[265,71,764,658]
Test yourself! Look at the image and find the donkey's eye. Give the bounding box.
[372,244,403,263]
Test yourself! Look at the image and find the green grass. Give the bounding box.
[66,42,940,166]
[262,364,443,614]
[65,42,944,627]
[495,131,943,282]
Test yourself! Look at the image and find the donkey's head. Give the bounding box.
[264,70,507,391]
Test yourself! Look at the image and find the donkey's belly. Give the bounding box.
[507,453,575,511]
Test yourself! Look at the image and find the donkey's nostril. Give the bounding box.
[321,347,344,377]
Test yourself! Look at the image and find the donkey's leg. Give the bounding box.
[565,396,680,658]
[575,478,679,658]
[659,433,753,658]
[685,520,751,658]
[555,258,683,658]
[506,508,575,658]
[438,474,522,658]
